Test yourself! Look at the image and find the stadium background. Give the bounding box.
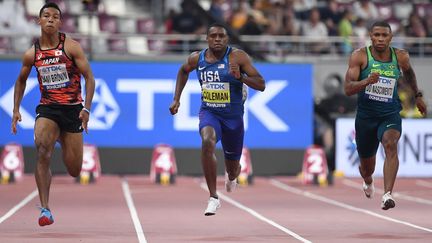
[0,0,431,177]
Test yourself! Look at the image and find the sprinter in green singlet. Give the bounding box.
[344,21,427,210]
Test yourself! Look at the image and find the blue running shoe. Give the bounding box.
[38,207,54,226]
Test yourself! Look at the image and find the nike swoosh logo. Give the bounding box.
[225,151,236,154]
[372,64,380,67]
[198,66,205,71]
[386,123,397,128]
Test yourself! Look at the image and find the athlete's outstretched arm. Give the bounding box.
[229,50,265,91]
[397,49,427,116]
[344,49,379,96]
[12,47,35,134]
[66,38,95,133]
[169,52,199,115]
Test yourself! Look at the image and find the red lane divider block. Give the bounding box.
[77,144,101,185]
[238,147,253,186]
[150,144,177,185]
[0,143,25,184]
[301,145,328,186]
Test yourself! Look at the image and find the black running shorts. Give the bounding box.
[35,104,84,133]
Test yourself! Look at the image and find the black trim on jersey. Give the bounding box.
[358,47,368,81]
[61,33,74,62]
[35,32,62,51]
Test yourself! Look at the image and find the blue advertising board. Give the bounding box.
[0,61,312,148]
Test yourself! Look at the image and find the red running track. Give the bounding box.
[0,175,431,243]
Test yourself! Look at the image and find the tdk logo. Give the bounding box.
[205,83,225,89]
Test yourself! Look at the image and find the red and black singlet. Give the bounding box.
[34,32,82,105]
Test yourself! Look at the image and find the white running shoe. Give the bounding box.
[204,197,221,216]
[362,180,375,198]
[225,178,237,193]
[381,192,396,210]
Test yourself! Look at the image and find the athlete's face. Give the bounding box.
[370,26,392,52]
[38,8,62,34]
[207,27,229,52]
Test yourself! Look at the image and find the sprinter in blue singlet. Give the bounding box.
[170,23,265,216]
[344,21,427,210]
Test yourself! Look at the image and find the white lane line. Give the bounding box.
[416,180,432,188]
[0,189,38,224]
[121,179,148,243]
[270,179,432,233]
[199,183,312,243]
[343,179,432,205]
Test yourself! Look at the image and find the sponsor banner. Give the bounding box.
[336,118,432,177]
[0,61,313,148]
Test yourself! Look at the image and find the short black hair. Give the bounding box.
[207,23,228,36]
[370,21,391,32]
[39,2,62,18]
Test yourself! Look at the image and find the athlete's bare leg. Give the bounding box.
[34,118,60,209]
[381,129,400,193]
[359,156,375,185]
[224,159,240,181]
[200,126,218,198]
[59,132,83,177]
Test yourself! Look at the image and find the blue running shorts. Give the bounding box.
[199,109,244,161]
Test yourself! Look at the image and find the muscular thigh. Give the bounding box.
[199,109,222,142]
[34,118,60,147]
[355,116,379,158]
[59,132,83,164]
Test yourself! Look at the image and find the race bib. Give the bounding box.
[202,82,230,104]
[365,76,396,102]
[38,64,70,90]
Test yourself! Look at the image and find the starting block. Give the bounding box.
[150,144,177,185]
[301,144,328,186]
[237,147,253,185]
[76,144,101,185]
[0,143,25,184]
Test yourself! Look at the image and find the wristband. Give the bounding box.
[415,91,423,98]
[82,107,90,114]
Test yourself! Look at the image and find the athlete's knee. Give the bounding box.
[201,138,216,152]
[35,141,54,163]
[382,139,398,155]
